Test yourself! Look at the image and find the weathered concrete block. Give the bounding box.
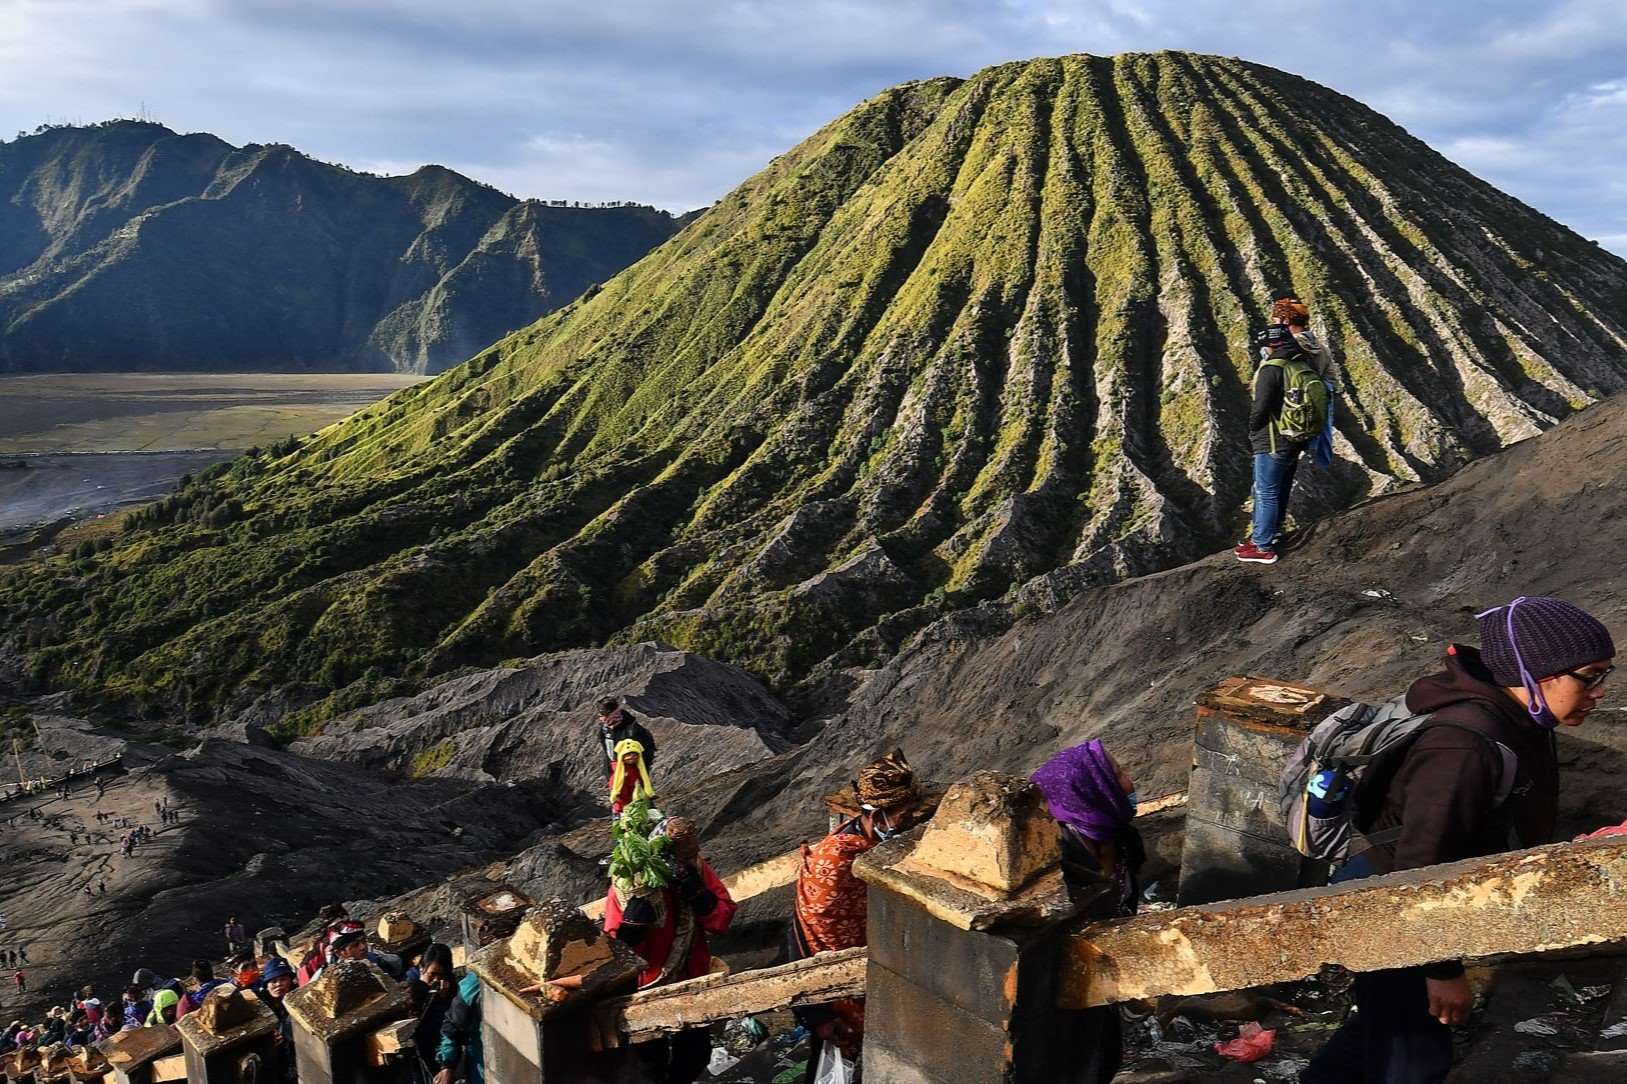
[253,927,288,960]
[97,1026,179,1084]
[1177,676,1341,905]
[177,986,279,1084]
[372,911,429,961]
[458,884,533,956]
[283,960,410,1084]
[867,886,1050,1028]
[469,899,645,1084]
[860,772,1104,1084]
[908,772,1059,896]
[864,961,1016,1084]
[855,773,1074,931]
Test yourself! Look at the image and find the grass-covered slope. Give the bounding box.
[6,53,1627,728]
[0,121,681,373]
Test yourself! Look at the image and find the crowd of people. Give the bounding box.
[2,594,1620,1084]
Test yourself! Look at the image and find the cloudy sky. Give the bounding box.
[3,0,1624,253]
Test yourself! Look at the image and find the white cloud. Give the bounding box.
[0,0,1623,253]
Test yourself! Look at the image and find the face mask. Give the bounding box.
[864,805,902,841]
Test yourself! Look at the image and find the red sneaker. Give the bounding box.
[1234,541,1279,565]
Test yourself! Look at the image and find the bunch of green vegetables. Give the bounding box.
[608,796,673,898]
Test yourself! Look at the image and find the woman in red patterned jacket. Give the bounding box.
[788,750,926,1081]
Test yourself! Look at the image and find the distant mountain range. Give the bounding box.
[0,121,685,373]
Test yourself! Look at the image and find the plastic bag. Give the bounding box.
[1214,1021,1276,1063]
[813,1043,855,1084]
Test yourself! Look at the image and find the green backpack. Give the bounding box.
[1261,355,1330,451]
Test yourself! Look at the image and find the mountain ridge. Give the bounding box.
[0,119,684,373]
[3,52,1626,730]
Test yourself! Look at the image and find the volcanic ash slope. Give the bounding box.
[6,52,1627,729]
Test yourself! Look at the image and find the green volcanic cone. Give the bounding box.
[7,52,1627,728]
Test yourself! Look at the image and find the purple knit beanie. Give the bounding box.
[1476,596,1615,724]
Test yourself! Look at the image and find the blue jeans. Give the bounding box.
[1252,448,1302,547]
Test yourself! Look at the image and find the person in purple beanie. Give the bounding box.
[1304,595,1615,1084]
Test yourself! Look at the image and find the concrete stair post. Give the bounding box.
[854,771,1105,1084]
[175,987,279,1084]
[458,885,534,962]
[468,898,645,1084]
[97,1025,181,1084]
[1178,676,1340,904]
[2,1047,40,1084]
[252,928,288,962]
[281,960,410,1084]
[33,1045,74,1084]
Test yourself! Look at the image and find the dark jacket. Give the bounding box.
[438,974,483,1084]
[597,709,656,775]
[1357,644,1559,977]
[1249,344,1314,455]
[1059,823,1146,920]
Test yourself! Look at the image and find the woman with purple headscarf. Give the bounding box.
[1032,739,1145,1084]
[1030,739,1145,916]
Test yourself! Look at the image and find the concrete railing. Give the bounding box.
[1060,836,1627,1008]
[0,753,123,804]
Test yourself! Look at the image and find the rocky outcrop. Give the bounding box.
[291,642,793,798]
[7,53,1627,729]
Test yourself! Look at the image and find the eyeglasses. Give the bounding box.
[1561,666,1613,690]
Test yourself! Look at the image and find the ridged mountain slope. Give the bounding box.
[5,53,1627,728]
[0,121,682,373]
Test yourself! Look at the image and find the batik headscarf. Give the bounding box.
[855,749,920,812]
[1030,740,1134,842]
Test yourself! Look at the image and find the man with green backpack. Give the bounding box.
[1235,317,1330,565]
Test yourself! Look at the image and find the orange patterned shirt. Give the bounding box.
[794,827,875,952]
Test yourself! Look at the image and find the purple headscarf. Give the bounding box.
[1031,739,1134,842]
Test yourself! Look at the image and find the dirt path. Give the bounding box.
[0,761,188,1016]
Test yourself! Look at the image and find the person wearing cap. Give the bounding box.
[595,697,656,782]
[252,957,297,1082]
[42,1007,67,1046]
[316,922,405,982]
[1304,596,1614,1084]
[132,967,183,998]
[1237,296,1325,566]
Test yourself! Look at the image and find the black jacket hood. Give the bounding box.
[1405,643,1534,729]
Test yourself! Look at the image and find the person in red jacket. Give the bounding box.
[1304,596,1614,1084]
[603,816,736,1084]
